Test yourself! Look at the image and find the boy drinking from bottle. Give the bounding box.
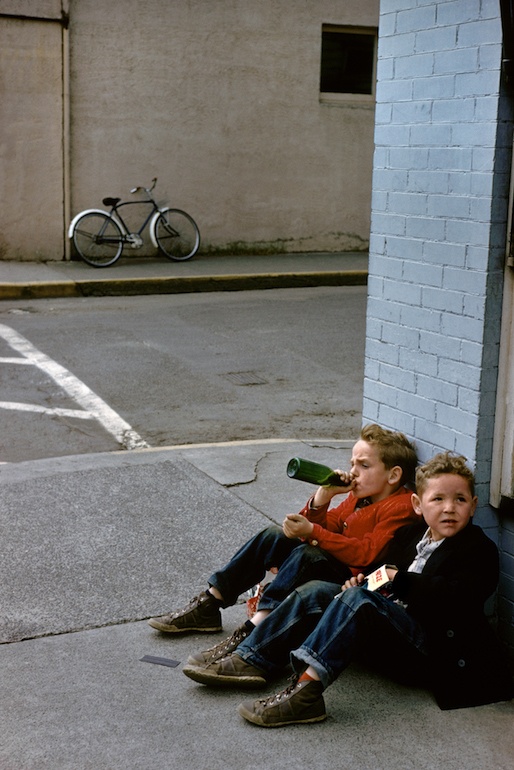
[148,424,418,665]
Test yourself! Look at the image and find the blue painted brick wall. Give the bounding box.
[363,0,513,654]
[365,0,503,476]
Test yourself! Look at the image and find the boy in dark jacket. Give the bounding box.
[185,452,513,725]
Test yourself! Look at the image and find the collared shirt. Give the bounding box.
[408,528,445,574]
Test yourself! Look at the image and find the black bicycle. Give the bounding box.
[68,178,200,267]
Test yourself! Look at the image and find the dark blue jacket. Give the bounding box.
[386,521,513,710]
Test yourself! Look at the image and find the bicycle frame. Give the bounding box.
[68,188,163,247]
[68,200,167,248]
[109,199,158,240]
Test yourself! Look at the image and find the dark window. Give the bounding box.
[320,28,376,95]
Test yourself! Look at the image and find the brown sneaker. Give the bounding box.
[186,622,252,666]
[147,591,222,633]
[182,653,267,688]
[238,677,326,727]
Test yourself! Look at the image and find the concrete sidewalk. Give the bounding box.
[0,251,367,300]
[1,440,512,770]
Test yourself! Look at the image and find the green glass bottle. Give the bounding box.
[286,457,346,486]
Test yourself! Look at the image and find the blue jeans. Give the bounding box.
[237,580,428,687]
[208,526,351,610]
[237,579,340,678]
[291,583,429,690]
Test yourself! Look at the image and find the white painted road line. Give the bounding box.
[0,401,94,419]
[0,324,149,450]
[0,357,32,364]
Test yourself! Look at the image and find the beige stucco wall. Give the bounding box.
[69,0,378,256]
[0,1,65,261]
[0,0,378,260]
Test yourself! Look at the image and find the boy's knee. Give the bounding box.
[296,579,330,598]
[337,585,371,611]
[296,579,340,611]
[258,524,286,543]
[291,543,327,564]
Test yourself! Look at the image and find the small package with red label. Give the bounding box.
[364,565,395,599]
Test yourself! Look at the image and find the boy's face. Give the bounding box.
[412,473,477,541]
[350,439,401,503]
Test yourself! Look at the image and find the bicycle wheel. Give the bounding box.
[72,212,124,267]
[154,208,200,261]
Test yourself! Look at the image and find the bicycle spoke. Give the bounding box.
[154,209,200,261]
[72,213,124,267]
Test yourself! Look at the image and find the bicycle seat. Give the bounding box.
[102,197,121,207]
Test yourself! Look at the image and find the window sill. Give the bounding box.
[320,92,375,106]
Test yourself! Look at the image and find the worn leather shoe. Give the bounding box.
[187,622,252,666]
[238,677,326,727]
[147,591,222,633]
[183,653,267,688]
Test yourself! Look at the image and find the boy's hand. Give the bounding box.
[312,470,354,507]
[341,573,365,592]
[328,470,354,489]
[283,513,314,540]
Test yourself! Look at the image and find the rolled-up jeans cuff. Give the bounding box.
[291,647,331,690]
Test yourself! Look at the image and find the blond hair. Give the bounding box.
[415,451,475,497]
[360,424,417,487]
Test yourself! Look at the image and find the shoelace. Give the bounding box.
[257,676,301,707]
[167,593,204,619]
[204,626,248,661]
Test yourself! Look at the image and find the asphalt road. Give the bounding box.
[0,285,366,463]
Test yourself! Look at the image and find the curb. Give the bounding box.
[0,270,368,300]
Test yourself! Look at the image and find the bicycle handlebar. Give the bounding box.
[130,177,158,195]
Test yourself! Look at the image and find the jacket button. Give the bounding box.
[311,539,319,546]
